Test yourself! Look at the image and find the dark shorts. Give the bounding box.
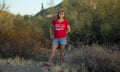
[52,37,67,45]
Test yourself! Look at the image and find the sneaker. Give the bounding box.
[42,63,51,69]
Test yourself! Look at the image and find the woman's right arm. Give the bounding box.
[49,24,53,39]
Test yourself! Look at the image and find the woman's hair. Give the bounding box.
[57,9,65,19]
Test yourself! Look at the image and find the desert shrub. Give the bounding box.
[0,11,51,58]
[63,0,120,45]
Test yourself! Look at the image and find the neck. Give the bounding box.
[58,18,64,23]
[59,18,64,20]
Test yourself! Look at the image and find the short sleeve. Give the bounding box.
[52,19,56,25]
[52,20,54,24]
[66,19,70,26]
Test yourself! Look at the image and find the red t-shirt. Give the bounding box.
[52,19,69,38]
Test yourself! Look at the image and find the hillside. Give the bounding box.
[35,0,101,18]
[35,3,63,17]
[0,10,15,19]
[35,0,120,45]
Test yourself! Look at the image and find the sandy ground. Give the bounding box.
[0,65,45,72]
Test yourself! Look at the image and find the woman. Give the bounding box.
[43,9,71,68]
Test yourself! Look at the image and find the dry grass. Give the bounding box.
[0,44,120,72]
[0,56,43,67]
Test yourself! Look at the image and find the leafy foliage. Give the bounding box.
[0,0,120,58]
[0,10,51,58]
[62,0,120,44]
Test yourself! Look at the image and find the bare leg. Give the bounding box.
[48,45,58,63]
[60,45,65,62]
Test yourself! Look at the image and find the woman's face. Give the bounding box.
[59,12,65,19]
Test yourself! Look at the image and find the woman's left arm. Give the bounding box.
[66,25,71,33]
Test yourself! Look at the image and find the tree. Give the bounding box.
[0,0,9,11]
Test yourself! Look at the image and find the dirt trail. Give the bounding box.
[0,65,45,72]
